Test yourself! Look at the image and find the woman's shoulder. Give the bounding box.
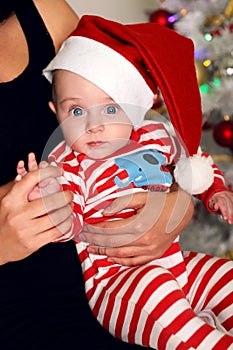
[33,0,79,52]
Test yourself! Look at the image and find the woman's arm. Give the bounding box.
[79,189,194,266]
[34,0,79,52]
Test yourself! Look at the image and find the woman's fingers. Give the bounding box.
[9,165,63,202]
[87,244,157,266]
[31,190,73,216]
[32,215,73,247]
[30,200,73,231]
[79,192,169,246]
[103,192,147,215]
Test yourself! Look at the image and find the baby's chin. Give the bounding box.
[85,147,115,160]
[84,140,128,160]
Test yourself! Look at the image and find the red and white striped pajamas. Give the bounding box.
[49,120,233,349]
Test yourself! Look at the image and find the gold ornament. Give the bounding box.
[205,14,224,27]
[194,60,208,86]
[224,0,233,18]
[205,0,233,27]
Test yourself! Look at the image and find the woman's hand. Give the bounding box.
[79,190,194,266]
[0,166,73,265]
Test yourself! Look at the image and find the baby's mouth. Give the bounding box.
[87,141,105,147]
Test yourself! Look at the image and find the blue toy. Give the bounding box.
[114,149,172,188]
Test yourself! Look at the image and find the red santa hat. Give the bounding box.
[43,15,214,194]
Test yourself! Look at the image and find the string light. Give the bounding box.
[180,8,187,16]
[200,84,209,93]
[226,67,233,76]
[213,78,221,87]
[168,14,178,23]
[204,32,213,41]
[168,8,187,24]
[203,59,212,67]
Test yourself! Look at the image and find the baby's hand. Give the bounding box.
[16,152,61,201]
[209,191,233,224]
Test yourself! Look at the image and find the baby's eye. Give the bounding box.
[71,107,84,117]
[104,105,118,115]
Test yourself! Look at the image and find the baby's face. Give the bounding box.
[51,70,133,158]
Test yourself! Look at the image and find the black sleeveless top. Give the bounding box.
[0,2,145,348]
[0,0,61,186]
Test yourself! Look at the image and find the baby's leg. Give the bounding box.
[15,160,27,181]
[16,152,44,200]
[185,252,233,334]
[16,152,60,201]
[16,152,40,181]
[83,251,233,349]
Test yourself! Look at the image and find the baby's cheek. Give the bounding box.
[62,121,85,147]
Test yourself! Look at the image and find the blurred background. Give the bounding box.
[67,0,159,23]
[67,0,233,258]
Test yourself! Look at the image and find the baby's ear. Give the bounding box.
[153,94,161,105]
[153,94,158,103]
[48,101,56,114]
[152,93,163,110]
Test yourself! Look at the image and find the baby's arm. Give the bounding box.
[209,191,233,224]
[16,152,60,201]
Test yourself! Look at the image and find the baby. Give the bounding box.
[16,15,233,350]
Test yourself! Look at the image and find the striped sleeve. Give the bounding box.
[132,121,185,165]
[195,150,228,213]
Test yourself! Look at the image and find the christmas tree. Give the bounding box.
[148,0,233,258]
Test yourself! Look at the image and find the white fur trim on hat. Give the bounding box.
[43,36,154,128]
[174,153,214,195]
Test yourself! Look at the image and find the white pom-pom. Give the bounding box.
[174,154,214,195]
